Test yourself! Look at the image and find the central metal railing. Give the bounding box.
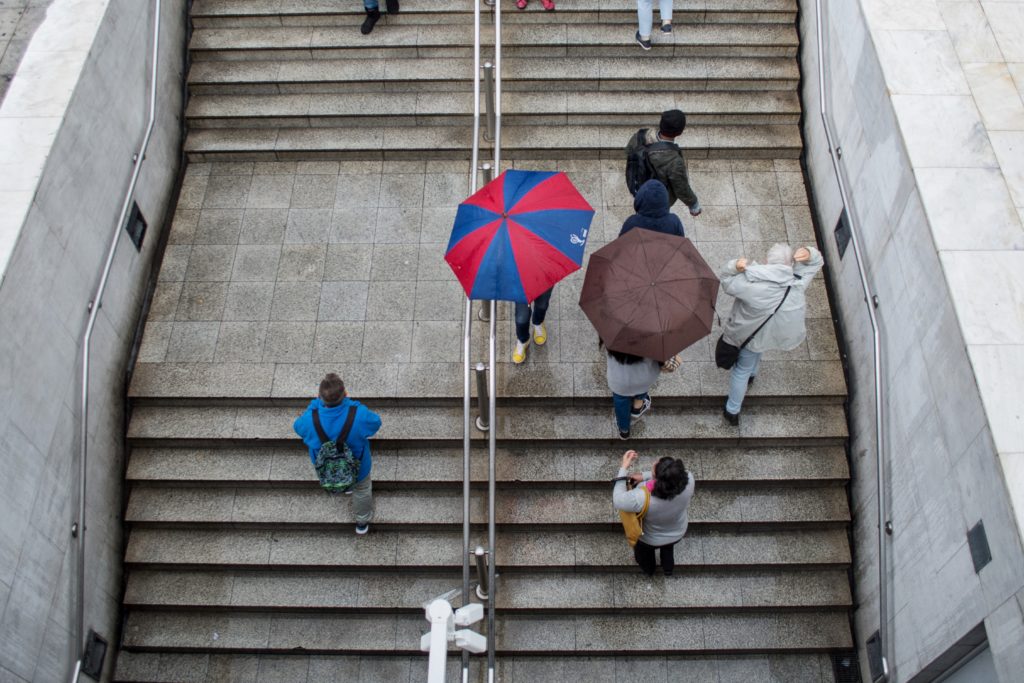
[460,1,502,681]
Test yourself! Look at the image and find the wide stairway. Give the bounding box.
[113,1,856,681]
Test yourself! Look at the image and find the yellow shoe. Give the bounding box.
[532,323,547,346]
[512,340,529,364]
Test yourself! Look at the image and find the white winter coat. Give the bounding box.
[718,247,824,353]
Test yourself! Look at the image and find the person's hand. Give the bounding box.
[735,258,747,272]
[794,247,810,263]
[620,450,638,469]
[628,473,644,484]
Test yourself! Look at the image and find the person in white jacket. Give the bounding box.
[719,243,824,424]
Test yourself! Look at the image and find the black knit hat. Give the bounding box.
[659,109,687,137]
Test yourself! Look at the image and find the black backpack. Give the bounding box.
[625,128,679,196]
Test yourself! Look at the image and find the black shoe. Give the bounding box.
[630,397,651,420]
[748,375,755,386]
[661,22,672,33]
[361,8,381,34]
[385,0,400,13]
[635,31,652,51]
[723,406,739,426]
[663,570,673,577]
[618,429,630,440]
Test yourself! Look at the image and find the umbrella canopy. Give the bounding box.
[445,170,595,304]
[579,229,718,362]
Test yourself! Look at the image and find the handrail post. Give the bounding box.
[474,362,490,431]
[473,546,489,600]
[482,62,495,142]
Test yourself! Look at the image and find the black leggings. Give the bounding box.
[634,539,679,576]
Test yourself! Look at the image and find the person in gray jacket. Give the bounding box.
[603,340,661,440]
[719,243,824,425]
[613,449,695,577]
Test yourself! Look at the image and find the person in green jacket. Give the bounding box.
[624,110,702,217]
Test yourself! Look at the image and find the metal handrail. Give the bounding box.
[69,1,163,681]
[813,1,889,680]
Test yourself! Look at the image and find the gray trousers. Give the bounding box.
[352,474,374,524]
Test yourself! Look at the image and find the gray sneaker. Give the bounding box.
[635,31,652,51]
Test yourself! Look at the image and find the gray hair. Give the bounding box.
[765,243,794,266]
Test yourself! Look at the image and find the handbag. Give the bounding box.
[616,479,651,547]
[715,286,792,370]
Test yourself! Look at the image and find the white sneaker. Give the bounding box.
[512,339,529,364]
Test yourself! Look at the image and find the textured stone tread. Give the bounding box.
[123,566,852,610]
[124,484,851,526]
[126,444,849,484]
[121,610,852,653]
[124,527,852,568]
[126,403,848,444]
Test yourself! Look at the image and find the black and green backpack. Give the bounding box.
[311,406,359,494]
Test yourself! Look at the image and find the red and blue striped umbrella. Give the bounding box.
[445,170,595,304]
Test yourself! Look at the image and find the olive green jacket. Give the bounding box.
[625,128,701,212]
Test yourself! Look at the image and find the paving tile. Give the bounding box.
[278,244,327,281]
[165,322,220,362]
[215,322,268,363]
[231,245,281,281]
[159,245,192,282]
[379,173,425,207]
[370,244,420,280]
[366,280,416,320]
[738,204,787,242]
[421,207,456,243]
[330,207,377,243]
[262,322,316,362]
[410,321,462,362]
[223,282,275,321]
[360,321,413,362]
[137,321,172,363]
[203,174,252,209]
[205,655,261,682]
[186,245,236,281]
[247,174,295,208]
[334,173,382,208]
[324,243,373,280]
[271,363,399,399]
[168,209,200,244]
[290,173,338,209]
[178,172,210,210]
[311,322,365,363]
[256,656,310,683]
[270,281,321,321]
[733,171,780,205]
[375,206,422,243]
[285,208,333,243]
[240,208,289,244]
[196,209,244,244]
[319,281,369,320]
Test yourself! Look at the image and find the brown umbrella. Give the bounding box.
[578,229,718,362]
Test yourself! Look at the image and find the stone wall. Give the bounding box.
[798,1,1024,681]
[0,0,185,680]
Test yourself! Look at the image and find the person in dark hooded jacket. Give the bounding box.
[619,179,686,238]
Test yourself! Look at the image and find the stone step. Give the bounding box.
[113,652,836,683]
[191,0,798,28]
[125,403,848,446]
[124,527,851,569]
[123,566,852,611]
[119,610,853,653]
[189,23,799,61]
[127,357,845,402]
[185,90,802,128]
[185,56,799,95]
[126,444,849,486]
[184,123,800,161]
[123,484,851,528]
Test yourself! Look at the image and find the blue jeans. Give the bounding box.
[637,0,673,38]
[613,391,649,433]
[725,347,762,415]
[514,288,553,343]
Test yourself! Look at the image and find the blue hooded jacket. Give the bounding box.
[619,179,686,238]
[293,396,382,482]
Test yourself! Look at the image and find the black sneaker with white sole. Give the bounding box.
[635,31,652,50]
[630,397,651,420]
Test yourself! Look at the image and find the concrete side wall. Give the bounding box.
[0,0,185,680]
[798,2,1024,682]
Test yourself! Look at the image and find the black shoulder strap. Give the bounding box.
[336,405,358,445]
[311,409,329,443]
[636,128,648,145]
[740,285,792,349]
[648,140,678,152]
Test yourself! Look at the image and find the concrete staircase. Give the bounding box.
[184,0,801,160]
[112,0,856,681]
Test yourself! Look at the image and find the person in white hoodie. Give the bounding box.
[719,243,824,424]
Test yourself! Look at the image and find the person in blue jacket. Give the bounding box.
[619,178,686,238]
[293,373,382,535]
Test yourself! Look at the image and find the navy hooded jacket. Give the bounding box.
[293,396,382,482]
[619,179,686,238]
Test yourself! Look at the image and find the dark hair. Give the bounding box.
[652,457,689,500]
[319,373,345,406]
[599,338,662,367]
[659,109,687,137]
